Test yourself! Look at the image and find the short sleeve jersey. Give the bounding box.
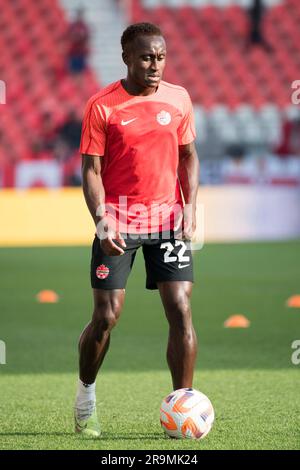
[80,80,196,234]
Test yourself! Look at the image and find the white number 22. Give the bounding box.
[160,241,190,263]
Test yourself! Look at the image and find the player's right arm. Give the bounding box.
[81,154,126,256]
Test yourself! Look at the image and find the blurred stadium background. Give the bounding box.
[0,0,300,244]
[0,0,300,450]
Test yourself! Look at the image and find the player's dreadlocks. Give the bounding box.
[121,23,163,51]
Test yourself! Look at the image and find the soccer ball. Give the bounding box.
[160,388,214,440]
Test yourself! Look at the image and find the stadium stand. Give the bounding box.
[0,0,299,187]
[129,0,300,183]
[131,0,299,108]
[0,0,99,186]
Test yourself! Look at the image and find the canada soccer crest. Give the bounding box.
[96,264,110,279]
[156,110,171,126]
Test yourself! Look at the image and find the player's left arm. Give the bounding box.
[177,141,200,240]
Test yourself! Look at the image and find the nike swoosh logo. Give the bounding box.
[178,263,190,269]
[121,118,138,126]
[75,419,87,431]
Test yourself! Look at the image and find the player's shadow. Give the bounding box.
[95,432,164,441]
[0,432,164,441]
[0,432,74,437]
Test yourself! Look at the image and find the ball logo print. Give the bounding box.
[96,264,110,280]
[156,110,171,125]
[160,388,214,439]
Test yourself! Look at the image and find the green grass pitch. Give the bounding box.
[0,240,300,450]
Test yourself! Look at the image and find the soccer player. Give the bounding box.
[75,23,200,438]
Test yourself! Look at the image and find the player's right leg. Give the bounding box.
[74,288,125,438]
[79,288,125,385]
[74,234,139,438]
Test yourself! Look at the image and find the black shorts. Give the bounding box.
[91,230,194,290]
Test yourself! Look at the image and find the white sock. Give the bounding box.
[75,379,96,420]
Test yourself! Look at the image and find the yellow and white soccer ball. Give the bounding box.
[160,388,214,440]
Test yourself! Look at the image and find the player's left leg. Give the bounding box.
[157,280,197,391]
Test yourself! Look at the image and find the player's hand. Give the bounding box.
[101,231,126,256]
[174,205,196,241]
[96,218,126,256]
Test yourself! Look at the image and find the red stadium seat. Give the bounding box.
[134,0,299,109]
[0,0,99,167]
